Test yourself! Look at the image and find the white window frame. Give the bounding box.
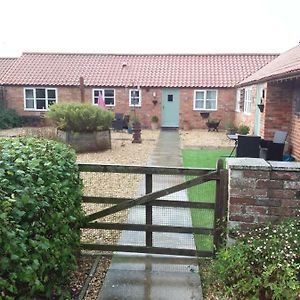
[244,87,252,115]
[235,89,241,112]
[92,88,115,107]
[193,89,218,111]
[24,87,58,111]
[129,89,141,107]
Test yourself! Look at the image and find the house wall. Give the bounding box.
[4,85,235,129]
[180,88,235,129]
[262,81,293,140]
[227,158,300,232]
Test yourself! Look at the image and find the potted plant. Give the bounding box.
[225,120,238,135]
[47,103,114,152]
[131,115,142,143]
[237,124,250,135]
[150,115,159,130]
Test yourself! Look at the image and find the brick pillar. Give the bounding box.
[227,158,300,232]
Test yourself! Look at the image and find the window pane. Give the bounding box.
[36,89,46,98]
[206,100,216,110]
[26,99,34,109]
[195,100,204,109]
[47,89,56,99]
[168,95,173,102]
[105,97,114,105]
[206,91,216,99]
[25,89,34,98]
[48,100,56,107]
[36,99,46,109]
[196,91,204,100]
[105,89,114,97]
[131,98,140,106]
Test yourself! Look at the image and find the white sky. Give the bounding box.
[0,0,299,57]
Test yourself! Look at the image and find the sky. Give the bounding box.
[0,0,299,57]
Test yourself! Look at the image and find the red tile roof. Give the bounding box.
[241,45,300,85]
[1,52,278,88]
[0,58,17,83]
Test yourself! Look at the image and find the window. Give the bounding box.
[93,89,115,106]
[168,95,173,102]
[129,89,141,107]
[24,88,57,111]
[235,89,241,112]
[244,88,252,114]
[194,90,217,110]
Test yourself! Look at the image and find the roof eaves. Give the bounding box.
[237,69,300,87]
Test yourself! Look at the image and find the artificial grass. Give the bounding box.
[182,148,232,252]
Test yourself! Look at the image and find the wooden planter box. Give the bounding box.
[57,129,111,152]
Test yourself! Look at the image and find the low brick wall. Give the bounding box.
[226,158,300,232]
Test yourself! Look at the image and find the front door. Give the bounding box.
[254,84,263,135]
[161,89,180,127]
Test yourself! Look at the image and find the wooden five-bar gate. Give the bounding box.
[78,159,228,257]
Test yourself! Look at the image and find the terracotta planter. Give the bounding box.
[57,129,111,152]
[132,123,142,143]
[150,122,159,130]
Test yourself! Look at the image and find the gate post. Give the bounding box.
[145,174,153,247]
[213,159,228,253]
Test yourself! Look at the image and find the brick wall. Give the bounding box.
[263,81,293,140]
[227,158,300,232]
[4,85,235,129]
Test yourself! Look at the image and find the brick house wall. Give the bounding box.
[262,81,293,139]
[4,85,236,129]
[227,158,300,232]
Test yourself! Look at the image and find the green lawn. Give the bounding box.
[182,148,231,252]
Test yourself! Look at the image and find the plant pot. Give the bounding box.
[200,112,210,119]
[151,122,159,130]
[57,129,111,152]
[132,123,142,143]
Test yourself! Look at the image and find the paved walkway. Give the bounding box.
[98,130,203,300]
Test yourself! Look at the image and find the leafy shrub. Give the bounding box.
[47,103,114,132]
[237,124,250,135]
[0,137,83,298]
[151,115,159,123]
[0,109,21,129]
[213,219,300,300]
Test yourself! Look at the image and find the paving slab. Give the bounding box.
[98,130,203,300]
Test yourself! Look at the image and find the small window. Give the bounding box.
[295,88,300,114]
[194,90,217,111]
[24,88,57,111]
[244,88,252,114]
[129,89,141,107]
[93,89,115,106]
[168,95,173,102]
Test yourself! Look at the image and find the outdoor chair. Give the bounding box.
[112,113,124,131]
[236,135,261,158]
[260,130,288,161]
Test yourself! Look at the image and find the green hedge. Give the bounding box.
[0,109,21,129]
[47,103,114,132]
[0,137,83,299]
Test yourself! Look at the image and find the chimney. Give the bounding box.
[79,76,85,103]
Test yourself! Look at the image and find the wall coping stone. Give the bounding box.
[226,158,300,172]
